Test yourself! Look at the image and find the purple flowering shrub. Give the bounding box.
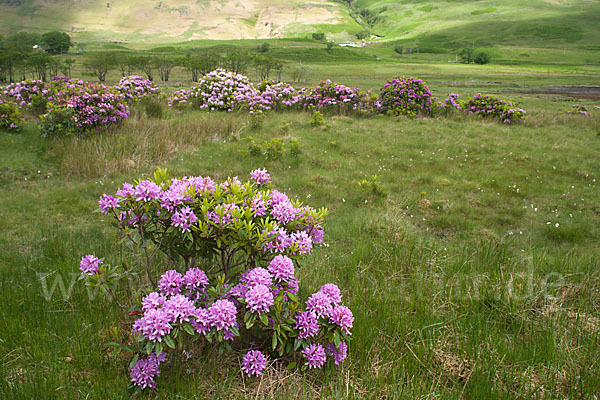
[114,76,160,103]
[462,94,527,124]
[566,104,591,117]
[80,169,353,391]
[1,77,131,137]
[378,76,436,117]
[168,69,256,111]
[256,79,301,110]
[0,100,23,132]
[298,80,375,115]
[1,77,89,108]
[39,82,130,137]
[439,93,462,113]
[2,79,47,107]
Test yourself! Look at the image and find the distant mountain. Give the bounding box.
[1,0,599,48]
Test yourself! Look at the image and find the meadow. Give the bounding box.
[1,56,600,398]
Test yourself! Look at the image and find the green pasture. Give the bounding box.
[1,70,600,398]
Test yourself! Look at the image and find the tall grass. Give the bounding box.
[1,102,600,398]
[50,112,246,178]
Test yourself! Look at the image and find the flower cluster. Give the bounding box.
[298,80,375,115]
[443,93,462,111]
[462,94,527,124]
[0,100,23,132]
[2,77,89,108]
[114,76,160,103]
[1,79,47,107]
[168,69,256,111]
[80,254,103,275]
[378,76,436,117]
[295,282,352,369]
[566,104,591,117]
[256,80,301,110]
[130,352,167,389]
[241,350,267,377]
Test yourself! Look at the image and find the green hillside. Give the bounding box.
[0,0,362,42]
[357,0,600,50]
[0,0,599,50]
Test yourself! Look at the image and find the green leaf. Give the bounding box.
[229,325,240,337]
[259,312,269,326]
[124,345,135,353]
[334,331,341,349]
[164,335,176,349]
[183,322,195,336]
[155,342,163,356]
[287,361,297,370]
[271,332,278,351]
[145,341,154,355]
[128,354,139,370]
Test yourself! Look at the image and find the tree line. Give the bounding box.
[83,50,285,83]
[0,31,73,82]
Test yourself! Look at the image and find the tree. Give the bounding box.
[355,30,369,40]
[0,35,5,82]
[474,51,490,65]
[6,32,40,53]
[312,32,326,41]
[84,53,115,82]
[394,45,403,57]
[61,58,75,78]
[2,32,40,82]
[223,51,250,74]
[257,42,270,53]
[135,56,155,81]
[253,55,283,81]
[115,53,136,77]
[41,31,72,54]
[48,57,60,77]
[27,53,53,81]
[155,56,176,82]
[184,51,220,81]
[458,47,474,64]
[326,41,335,53]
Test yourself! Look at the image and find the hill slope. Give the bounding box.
[0,0,599,48]
[0,0,361,42]
[360,0,600,50]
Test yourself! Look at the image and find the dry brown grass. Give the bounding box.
[50,112,246,179]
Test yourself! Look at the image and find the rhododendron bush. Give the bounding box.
[114,76,160,103]
[39,82,130,137]
[378,76,436,117]
[462,93,527,124]
[168,69,257,111]
[0,76,163,136]
[566,103,591,117]
[298,80,377,115]
[80,168,354,391]
[0,99,23,132]
[167,70,378,116]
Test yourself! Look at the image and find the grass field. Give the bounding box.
[1,64,600,398]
